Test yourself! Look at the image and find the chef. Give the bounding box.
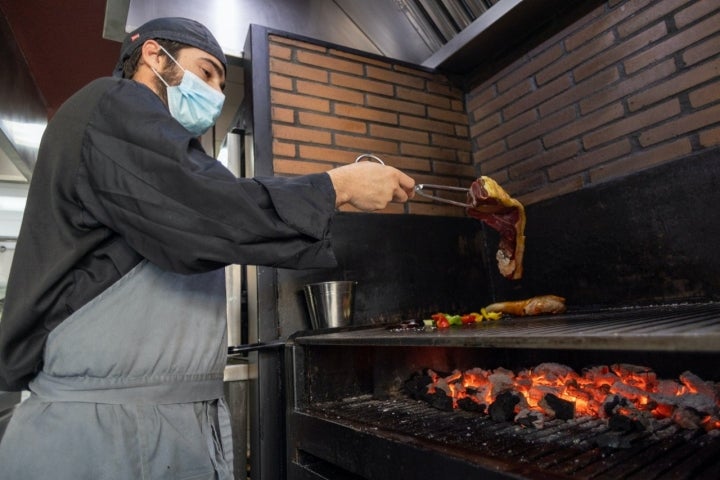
[0,17,415,479]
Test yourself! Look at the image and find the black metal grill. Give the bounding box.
[306,395,720,479]
[295,303,720,352]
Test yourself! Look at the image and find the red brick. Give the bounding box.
[473,140,506,167]
[431,133,472,151]
[269,58,328,82]
[581,60,674,114]
[272,140,297,158]
[268,43,292,60]
[331,72,394,95]
[574,22,667,82]
[366,94,426,116]
[334,103,397,125]
[469,112,502,138]
[485,140,544,175]
[480,109,538,149]
[496,44,564,93]
[589,137,692,183]
[296,50,364,75]
[370,124,428,144]
[466,85,496,114]
[536,30,615,85]
[675,0,720,28]
[628,57,720,111]
[639,103,720,146]
[297,145,359,164]
[683,35,720,66]
[296,80,364,104]
[616,0,688,38]
[269,73,293,91]
[298,111,367,134]
[270,36,326,52]
[399,115,456,135]
[511,140,581,179]
[272,124,332,144]
[689,79,720,108]
[331,48,390,68]
[624,11,720,74]
[366,65,425,89]
[503,74,572,120]
[519,175,584,206]
[475,80,532,122]
[541,66,620,116]
[396,86,452,109]
[428,106,468,125]
[271,90,331,112]
[513,105,575,148]
[567,0,646,48]
[273,159,330,176]
[699,126,720,147]
[400,143,459,163]
[548,138,632,180]
[272,106,294,124]
[583,99,680,149]
[334,133,399,154]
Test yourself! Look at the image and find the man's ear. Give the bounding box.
[139,39,164,71]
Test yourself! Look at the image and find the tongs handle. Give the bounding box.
[414,184,472,208]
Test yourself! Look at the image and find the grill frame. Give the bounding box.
[286,303,720,479]
[292,303,720,352]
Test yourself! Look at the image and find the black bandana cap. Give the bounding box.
[113,17,227,77]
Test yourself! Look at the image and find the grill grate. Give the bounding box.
[307,395,720,479]
[294,303,720,351]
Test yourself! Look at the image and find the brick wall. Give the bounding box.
[468,0,720,205]
[267,35,474,216]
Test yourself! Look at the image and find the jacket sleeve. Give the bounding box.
[76,80,338,273]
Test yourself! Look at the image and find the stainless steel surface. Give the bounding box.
[293,303,720,352]
[414,183,471,207]
[303,281,357,329]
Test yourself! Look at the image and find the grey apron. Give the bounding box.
[0,260,234,480]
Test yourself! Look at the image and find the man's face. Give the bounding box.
[169,46,226,93]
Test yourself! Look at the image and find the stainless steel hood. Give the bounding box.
[105,0,499,66]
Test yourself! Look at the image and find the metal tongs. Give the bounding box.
[355,154,472,208]
[414,184,472,208]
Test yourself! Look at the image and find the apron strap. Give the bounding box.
[30,371,224,404]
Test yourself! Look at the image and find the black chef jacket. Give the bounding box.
[0,77,338,391]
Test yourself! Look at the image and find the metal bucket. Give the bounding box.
[303,281,357,329]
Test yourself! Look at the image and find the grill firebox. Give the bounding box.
[286,304,720,479]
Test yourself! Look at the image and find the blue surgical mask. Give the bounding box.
[152,46,225,136]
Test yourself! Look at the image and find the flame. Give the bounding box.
[423,363,719,431]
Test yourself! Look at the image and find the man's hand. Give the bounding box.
[327,162,416,211]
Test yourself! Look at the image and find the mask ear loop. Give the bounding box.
[150,44,184,88]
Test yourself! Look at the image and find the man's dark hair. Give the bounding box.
[121,39,186,79]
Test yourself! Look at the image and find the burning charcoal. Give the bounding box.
[540,393,575,420]
[457,397,485,413]
[489,390,520,422]
[515,408,544,429]
[532,362,578,383]
[403,371,433,400]
[679,371,716,398]
[602,394,624,417]
[427,390,454,411]
[608,413,643,433]
[672,406,704,430]
[488,369,514,397]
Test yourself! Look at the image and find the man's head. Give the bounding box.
[113,17,227,79]
[113,17,227,135]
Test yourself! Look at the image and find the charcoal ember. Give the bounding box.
[672,406,704,430]
[602,394,624,417]
[679,371,716,398]
[515,408,544,429]
[489,390,520,422]
[457,397,485,413]
[532,362,577,382]
[540,393,575,420]
[403,371,433,400]
[608,413,644,432]
[427,390,454,411]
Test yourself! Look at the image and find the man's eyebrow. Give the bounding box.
[202,56,226,82]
